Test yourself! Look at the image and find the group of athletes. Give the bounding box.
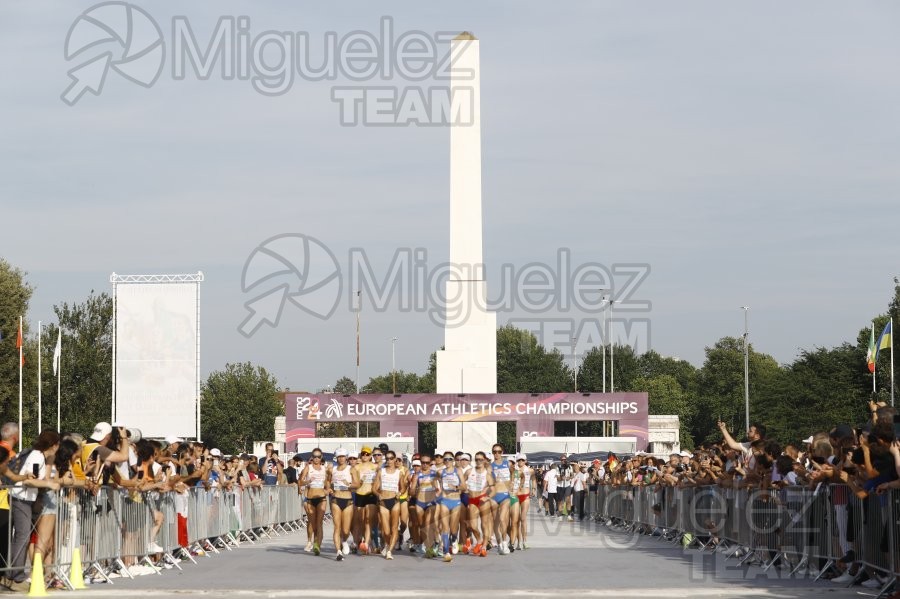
[297,443,536,561]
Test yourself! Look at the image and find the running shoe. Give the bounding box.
[381,547,387,557]
[479,545,488,557]
[358,541,368,554]
[472,543,483,556]
[509,543,515,553]
[462,539,472,554]
[336,551,344,562]
[408,542,416,553]
[425,546,435,558]
[342,542,350,555]
[305,541,313,552]
[522,542,528,550]
[567,515,574,522]
[451,541,459,555]
[443,553,452,563]
[313,543,320,556]
[386,551,394,560]
[435,547,444,558]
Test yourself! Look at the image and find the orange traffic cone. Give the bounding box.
[69,547,86,590]
[27,551,47,597]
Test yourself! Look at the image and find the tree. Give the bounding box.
[201,362,282,454]
[577,344,640,392]
[45,291,113,438]
[632,374,695,448]
[636,350,698,394]
[755,344,869,445]
[694,337,781,444]
[333,376,357,395]
[0,260,33,429]
[496,325,571,392]
[361,370,429,394]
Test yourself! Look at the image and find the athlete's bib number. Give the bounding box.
[382,477,399,492]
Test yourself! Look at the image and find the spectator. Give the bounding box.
[8,430,61,592]
[543,464,559,517]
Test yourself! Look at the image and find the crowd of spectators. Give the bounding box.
[530,401,899,592]
[0,422,299,592]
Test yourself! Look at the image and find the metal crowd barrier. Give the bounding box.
[586,483,899,593]
[0,484,306,590]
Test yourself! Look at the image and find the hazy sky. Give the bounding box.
[3,2,899,392]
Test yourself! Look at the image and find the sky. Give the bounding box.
[2,1,900,393]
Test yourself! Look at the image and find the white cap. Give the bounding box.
[679,451,693,458]
[802,436,814,444]
[412,459,422,466]
[210,448,222,457]
[165,435,184,446]
[335,448,348,457]
[348,450,359,458]
[90,422,112,442]
[634,451,646,456]
[515,453,527,462]
[459,454,472,461]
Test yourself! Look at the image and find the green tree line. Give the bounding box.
[3,257,897,451]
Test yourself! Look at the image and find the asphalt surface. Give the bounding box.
[72,511,880,598]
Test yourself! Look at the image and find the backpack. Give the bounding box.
[2,449,34,485]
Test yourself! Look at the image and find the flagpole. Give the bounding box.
[355,290,361,394]
[872,321,876,395]
[57,329,62,432]
[890,316,894,406]
[37,321,42,434]
[18,316,23,452]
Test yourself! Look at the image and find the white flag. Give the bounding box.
[52,328,61,376]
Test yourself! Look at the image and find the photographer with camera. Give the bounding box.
[258,443,282,486]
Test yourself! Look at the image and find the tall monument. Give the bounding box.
[436,33,498,399]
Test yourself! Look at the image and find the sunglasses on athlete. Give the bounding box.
[492,450,503,454]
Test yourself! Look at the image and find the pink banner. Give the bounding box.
[284,392,649,449]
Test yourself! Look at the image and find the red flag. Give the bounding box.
[15,321,23,366]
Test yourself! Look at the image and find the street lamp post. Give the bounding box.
[572,337,578,392]
[391,337,398,394]
[741,306,750,433]
[609,299,619,392]
[601,295,610,393]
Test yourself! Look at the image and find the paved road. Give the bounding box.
[73,512,871,598]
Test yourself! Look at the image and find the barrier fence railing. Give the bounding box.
[0,485,302,591]
[585,484,898,594]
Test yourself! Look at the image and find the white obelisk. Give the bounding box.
[436,32,497,401]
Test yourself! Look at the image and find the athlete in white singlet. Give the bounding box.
[330,448,360,561]
[465,451,494,557]
[373,450,406,560]
[299,448,329,556]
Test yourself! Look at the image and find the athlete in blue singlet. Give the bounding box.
[490,443,513,555]
[435,452,465,563]
[410,455,438,556]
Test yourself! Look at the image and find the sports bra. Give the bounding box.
[307,465,327,490]
[466,469,487,494]
[512,467,531,492]
[332,465,352,492]
[381,469,401,493]
[359,466,377,485]
[492,459,511,483]
[441,468,460,492]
